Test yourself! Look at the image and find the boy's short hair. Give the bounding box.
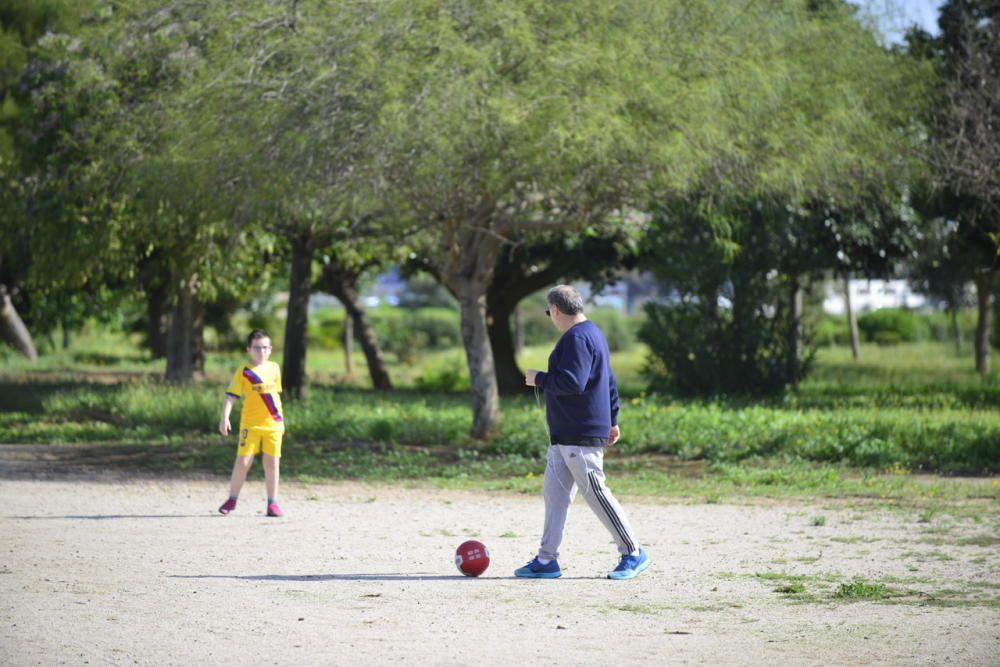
[547,285,585,315]
[247,329,270,347]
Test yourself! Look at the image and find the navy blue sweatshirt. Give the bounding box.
[534,320,620,447]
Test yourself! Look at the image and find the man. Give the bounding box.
[516,285,649,580]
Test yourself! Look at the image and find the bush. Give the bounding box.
[856,309,928,344]
[639,301,813,397]
[873,330,903,346]
[923,309,977,344]
[812,315,852,347]
[587,307,638,352]
[378,308,460,363]
[308,311,346,351]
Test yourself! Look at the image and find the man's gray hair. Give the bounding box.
[547,285,585,315]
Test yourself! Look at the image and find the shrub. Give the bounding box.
[857,308,928,344]
[812,315,852,347]
[359,307,462,363]
[588,307,638,352]
[414,367,468,392]
[873,330,903,346]
[308,311,346,351]
[923,309,977,344]
[639,301,813,397]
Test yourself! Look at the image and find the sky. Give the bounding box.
[852,0,943,43]
[896,0,943,33]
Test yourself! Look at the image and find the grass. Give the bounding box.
[1,329,999,501]
[833,580,890,600]
[750,570,1000,607]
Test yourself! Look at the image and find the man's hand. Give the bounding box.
[219,418,231,436]
[524,369,539,386]
[609,425,621,446]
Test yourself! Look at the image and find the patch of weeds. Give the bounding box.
[906,588,998,608]
[615,603,661,614]
[957,534,999,547]
[811,515,827,527]
[689,604,728,613]
[829,536,865,544]
[900,549,956,562]
[756,572,839,584]
[918,507,939,523]
[499,531,518,538]
[775,583,806,594]
[833,580,889,600]
[794,556,821,564]
[967,581,1000,591]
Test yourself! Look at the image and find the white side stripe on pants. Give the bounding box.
[588,471,636,554]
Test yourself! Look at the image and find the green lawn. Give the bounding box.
[1,330,998,501]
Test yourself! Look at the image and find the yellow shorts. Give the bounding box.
[237,427,283,458]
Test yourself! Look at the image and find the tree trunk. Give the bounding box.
[787,277,803,384]
[165,272,204,382]
[486,255,567,396]
[974,268,994,375]
[0,283,37,360]
[343,311,354,378]
[319,263,392,390]
[440,227,503,439]
[283,232,314,401]
[843,272,860,360]
[146,282,169,359]
[456,278,501,439]
[514,306,524,355]
[949,301,962,355]
[488,295,527,396]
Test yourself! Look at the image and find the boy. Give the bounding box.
[218,329,285,517]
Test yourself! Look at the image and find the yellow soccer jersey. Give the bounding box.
[226,361,284,431]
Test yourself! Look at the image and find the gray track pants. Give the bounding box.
[538,444,639,561]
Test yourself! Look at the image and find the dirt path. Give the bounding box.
[1,467,997,665]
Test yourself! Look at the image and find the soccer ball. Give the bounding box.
[454,540,490,577]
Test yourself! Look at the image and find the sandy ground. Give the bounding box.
[0,460,997,665]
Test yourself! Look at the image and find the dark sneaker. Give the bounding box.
[514,557,562,579]
[266,502,283,518]
[608,548,650,580]
[218,498,237,515]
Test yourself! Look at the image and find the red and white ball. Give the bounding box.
[455,540,490,577]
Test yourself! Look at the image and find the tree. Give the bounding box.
[0,0,92,357]
[375,0,717,438]
[172,0,406,398]
[917,0,1000,374]
[315,252,394,391]
[638,1,929,395]
[486,226,641,395]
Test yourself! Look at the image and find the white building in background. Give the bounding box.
[822,279,927,315]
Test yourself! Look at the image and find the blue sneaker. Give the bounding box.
[514,557,562,579]
[608,548,650,580]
